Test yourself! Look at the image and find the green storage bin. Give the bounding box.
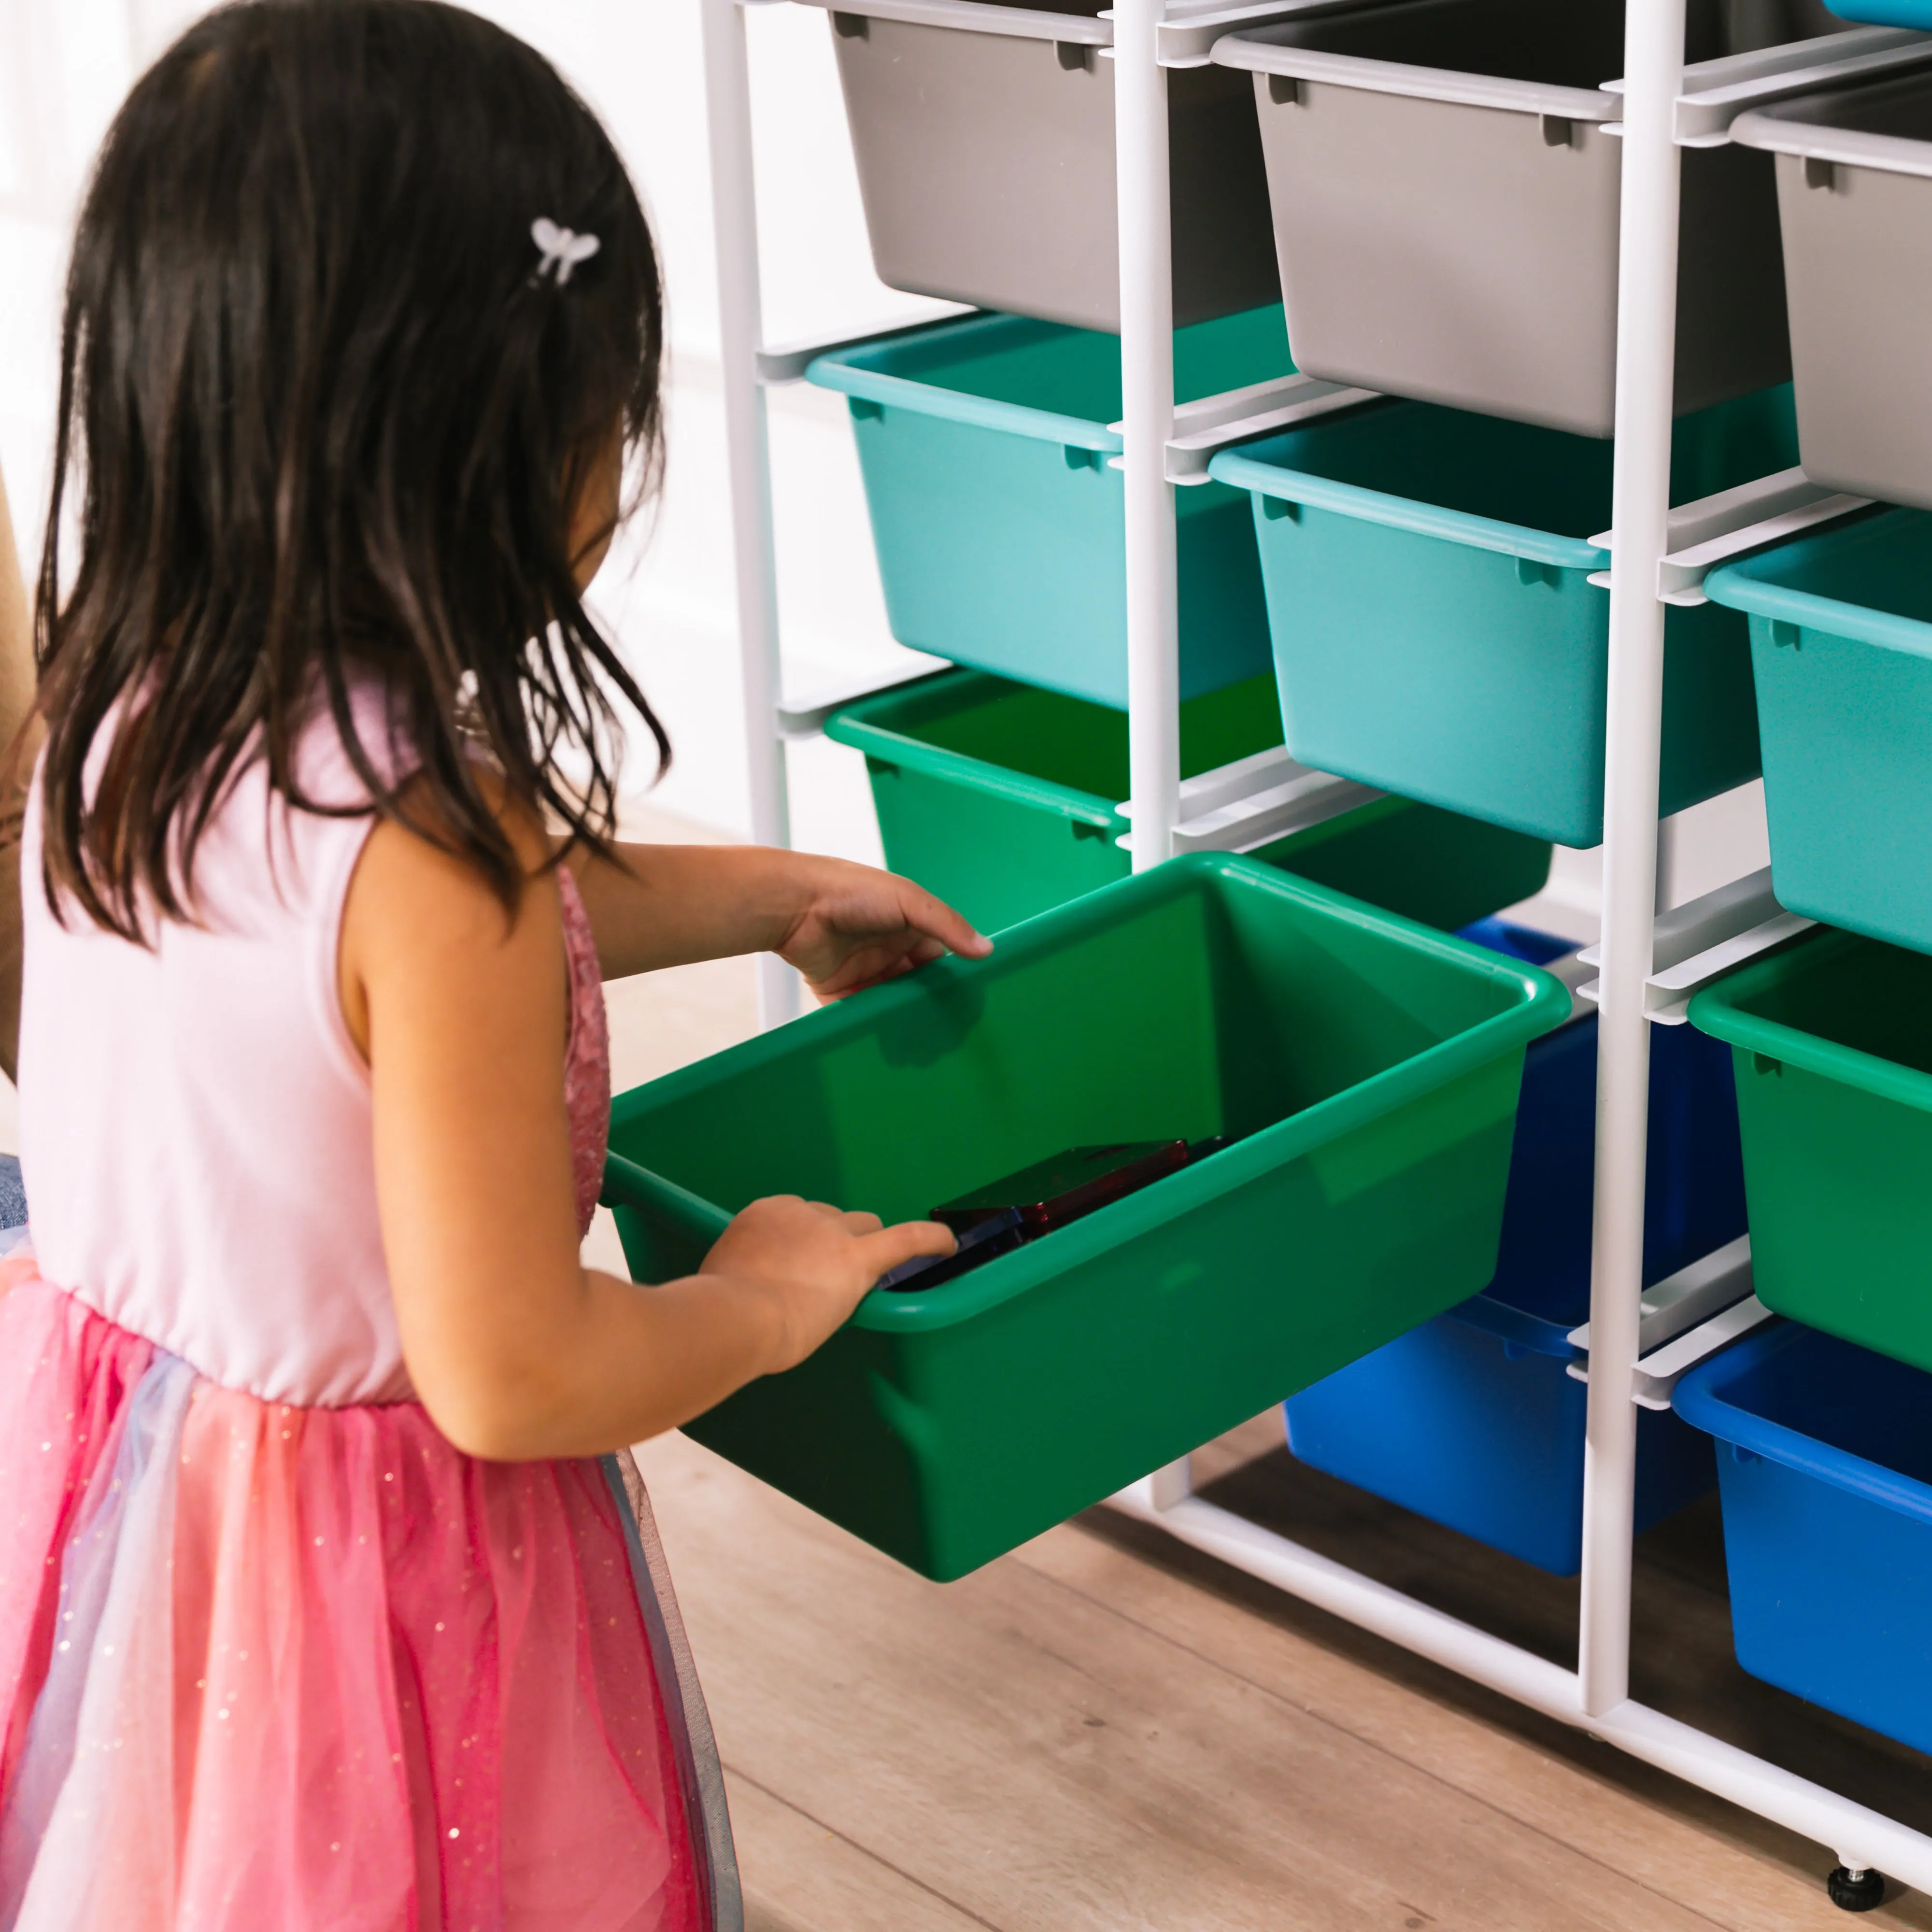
[806,306,1291,708]
[1689,928,1932,1373]
[603,856,1569,1580]
[1704,507,1932,955]
[828,668,1553,935]
[1207,384,1790,846]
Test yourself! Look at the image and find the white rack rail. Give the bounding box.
[699,0,1932,1907]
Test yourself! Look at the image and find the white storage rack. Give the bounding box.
[700,0,1932,1905]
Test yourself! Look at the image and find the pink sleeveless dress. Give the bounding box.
[0,710,730,1931]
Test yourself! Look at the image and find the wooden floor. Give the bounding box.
[599,809,1932,1932]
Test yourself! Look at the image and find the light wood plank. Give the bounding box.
[638,1429,1771,1932]
[1023,1502,1912,1932]
[726,1771,993,1932]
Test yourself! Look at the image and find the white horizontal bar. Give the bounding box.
[1575,866,1814,1022]
[1577,911,1816,1021]
[1644,909,1814,999]
[1569,1293,1773,1407]
[754,308,973,385]
[1174,771,1378,853]
[1170,743,1303,820]
[1110,1482,1583,1717]
[775,659,948,739]
[1580,864,1777,975]
[1568,1234,1753,1359]
[1591,469,1869,602]
[1211,33,1616,122]
[1590,466,1812,556]
[1630,1296,1774,1409]
[1670,28,1932,147]
[1112,1484,1932,1884]
[1658,492,1870,604]
[1166,378,1378,482]
[1120,768,1380,855]
[1155,0,1374,65]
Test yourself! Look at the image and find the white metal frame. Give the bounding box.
[699,0,1932,1900]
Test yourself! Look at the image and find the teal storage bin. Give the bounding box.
[1704,507,1932,955]
[828,667,1552,936]
[808,307,1292,708]
[1208,386,1789,846]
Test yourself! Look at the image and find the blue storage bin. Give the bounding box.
[808,307,1292,709]
[1704,508,1932,956]
[1674,1322,1932,1756]
[1284,922,1740,1574]
[1208,388,1788,846]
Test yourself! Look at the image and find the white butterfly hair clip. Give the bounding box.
[531,217,601,286]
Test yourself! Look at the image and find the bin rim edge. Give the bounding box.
[807,331,1122,455]
[1705,533,1932,666]
[1674,1322,1932,1526]
[604,857,1569,1333]
[1687,928,1932,1115]
[1208,445,1609,572]
[823,699,1123,830]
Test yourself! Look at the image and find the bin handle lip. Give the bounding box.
[1731,96,1932,182]
[1208,446,1607,572]
[1210,31,1618,123]
[601,1149,731,1244]
[607,857,1569,1336]
[1705,542,1932,666]
[822,710,1123,830]
[808,343,1121,455]
[798,0,1115,47]
[1686,931,1932,1117]
[1674,1325,1932,1526]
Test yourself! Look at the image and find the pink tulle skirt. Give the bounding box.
[0,1250,710,1932]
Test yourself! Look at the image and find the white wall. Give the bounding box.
[0,0,950,861]
[0,0,1770,911]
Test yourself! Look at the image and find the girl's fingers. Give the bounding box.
[839,1209,883,1235]
[862,1219,958,1274]
[904,888,991,959]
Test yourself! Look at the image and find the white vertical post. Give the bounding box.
[1581,0,1687,1718]
[702,0,799,1029]
[1118,0,1188,1506]
[1115,0,1180,873]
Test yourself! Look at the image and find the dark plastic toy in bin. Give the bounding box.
[803,0,1285,332]
[1216,0,1841,435]
[1705,508,1932,954]
[1284,922,1740,1573]
[827,668,1552,935]
[1209,385,1788,846]
[1675,1321,1932,1756]
[1690,927,1932,1374]
[602,857,1569,1580]
[809,306,1292,708]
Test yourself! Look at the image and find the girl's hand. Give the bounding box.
[702,1196,957,1371]
[775,856,992,1001]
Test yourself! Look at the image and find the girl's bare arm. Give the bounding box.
[341,808,953,1461]
[568,841,991,998]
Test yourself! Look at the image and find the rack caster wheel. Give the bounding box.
[1829,1865,1886,1912]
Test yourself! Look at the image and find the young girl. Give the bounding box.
[0,5,983,1927]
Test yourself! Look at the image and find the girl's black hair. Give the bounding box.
[35,0,668,936]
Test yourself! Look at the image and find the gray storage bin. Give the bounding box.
[806,0,1305,332]
[1215,0,1845,435]
[1733,70,1932,509]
